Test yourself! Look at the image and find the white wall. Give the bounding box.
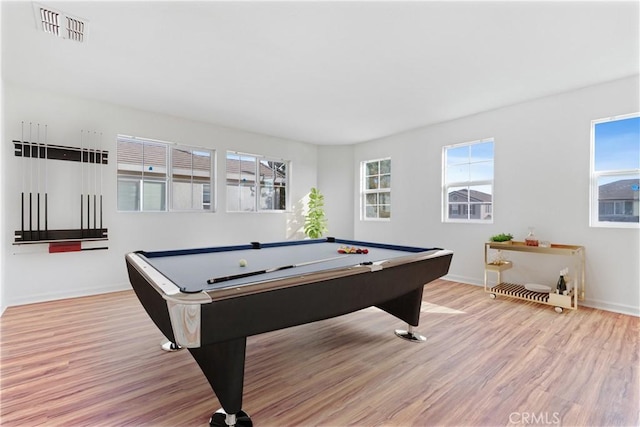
[317,145,355,238]
[347,76,639,316]
[0,73,4,315]
[3,77,638,316]
[1,84,317,309]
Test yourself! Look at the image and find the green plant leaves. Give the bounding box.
[304,187,328,238]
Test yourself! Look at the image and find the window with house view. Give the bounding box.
[362,158,391,220]
[226,152,289,212]
[590,113,639,228]
[117,135,214,212]
[171,147,213,211]
[443,138,494,222]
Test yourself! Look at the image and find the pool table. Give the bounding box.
[126,237,453,426]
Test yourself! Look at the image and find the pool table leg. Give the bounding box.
[376,287,427,342]
[394,324,427,342]
[187,337,250,426]
[160,340,182,352]
[209,409,252,426]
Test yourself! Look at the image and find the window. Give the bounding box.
[361,158,391,220]
[590,113,639,228]
[117,137,167,211]
[258,159,288,210]
[226,152,289,212]
[171,147,213,211]
[443,138,494,223]
[117,135,214,212]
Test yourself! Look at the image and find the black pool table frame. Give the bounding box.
[126,238,453,426]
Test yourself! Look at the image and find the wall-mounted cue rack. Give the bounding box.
[13,123,109,252]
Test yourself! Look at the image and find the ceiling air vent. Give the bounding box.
[39,6,61,36]
[65,16,85,42]
[33,3,87,43]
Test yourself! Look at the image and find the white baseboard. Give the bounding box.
[440,275,639,317]
[3,283,132,310]
[442,274,483,287]
[581,298,640,317]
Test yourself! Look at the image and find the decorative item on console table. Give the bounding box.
[489,233,513,244]
[524,227,539,246]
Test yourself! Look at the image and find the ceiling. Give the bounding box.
[2,1,639,145]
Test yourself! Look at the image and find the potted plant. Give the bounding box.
[304,187,328,239]
[489,233,513,244]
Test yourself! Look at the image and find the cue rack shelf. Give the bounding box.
[483,241,585,313]
[14,141,109,164]
[13,129,109,251]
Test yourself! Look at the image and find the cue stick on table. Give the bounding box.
[206,254,350,284]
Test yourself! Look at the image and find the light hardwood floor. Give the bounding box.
[1,280,638,426]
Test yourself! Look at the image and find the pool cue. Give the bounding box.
[80,130,84,238]
[36,124,40,241]
[86,131,91,237]
[99,132,103,231]
[85,130,89,233]
[20,122,25,240]
[28,123,33,240]
[89,132,93,232]
[206,255,349,284]
[44,125,48,239]
[86,145,90,237]
[93,132,97,235]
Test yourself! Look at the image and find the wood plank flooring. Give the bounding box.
[1,280,638,426]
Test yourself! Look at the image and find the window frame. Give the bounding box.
[116,135,216,213]
[442,138,494,224]
[225,151,291,213]
[589,112,639,229]
[360,157,391,221]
